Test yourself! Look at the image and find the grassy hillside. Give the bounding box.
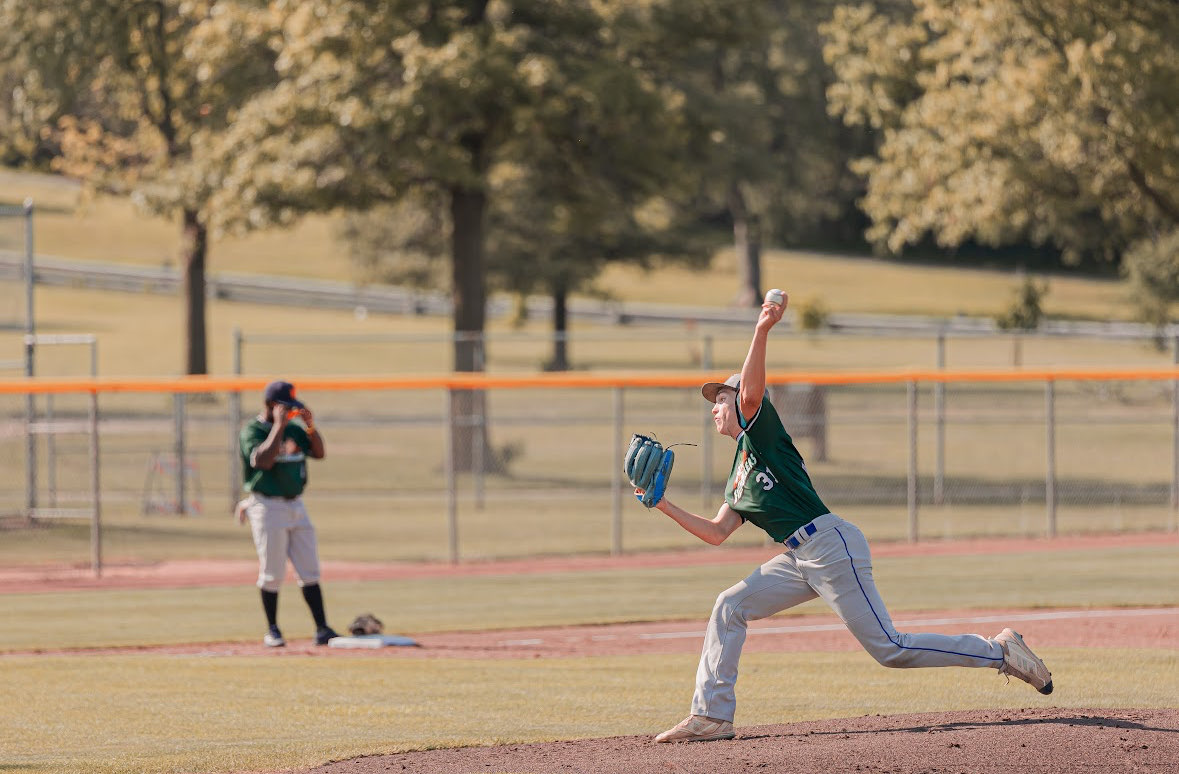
[2,169,1135,323]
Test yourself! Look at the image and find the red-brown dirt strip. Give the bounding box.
[6,606,1177,659]
[2,531,1175,594]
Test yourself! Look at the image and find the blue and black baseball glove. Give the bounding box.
[624,433,675,508]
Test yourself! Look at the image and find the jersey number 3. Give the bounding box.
[754,471,775,491]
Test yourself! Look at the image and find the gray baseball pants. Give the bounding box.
[691,513,1004,722]
[245,493,321,592]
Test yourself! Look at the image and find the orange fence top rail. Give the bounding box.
[3,367,1179,395]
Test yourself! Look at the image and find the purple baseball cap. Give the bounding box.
[263,380,305,409]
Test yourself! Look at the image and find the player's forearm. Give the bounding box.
[739,328,770,404]
[656,499,730,545]
[306,428,325,459]
[251,425,285,470]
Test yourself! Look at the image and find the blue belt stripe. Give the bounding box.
[784,522,817,549]
[833,526,1003,663]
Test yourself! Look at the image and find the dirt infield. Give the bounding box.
[296,707,1179,774]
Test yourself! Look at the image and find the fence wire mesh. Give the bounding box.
[1,373,1177,573]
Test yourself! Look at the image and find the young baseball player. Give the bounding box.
[237,380,339,648]
[644,291,1053,743]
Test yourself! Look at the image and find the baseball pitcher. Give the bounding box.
[635,290,1053,743]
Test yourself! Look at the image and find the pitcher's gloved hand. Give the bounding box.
[624,434,675,508]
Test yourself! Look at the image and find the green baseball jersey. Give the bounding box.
[726,395,831,542]
[240,419,312,498]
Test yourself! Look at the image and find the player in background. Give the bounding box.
[236,380,339,648]
[643,291,1052,743]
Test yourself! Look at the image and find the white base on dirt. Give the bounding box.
[327,634,419,649]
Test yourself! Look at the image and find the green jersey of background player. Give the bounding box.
[644,289,1054,744]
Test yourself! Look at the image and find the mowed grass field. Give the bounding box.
[2,172,1178,774]
[1,544,1178,774]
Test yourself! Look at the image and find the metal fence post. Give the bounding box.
[612,386,624,556]
[701,336,713,510]
[444,387,458,563]
[907,379,918,542]
[1045,379,1057,538]
[473,393,484,512]
[46,391,56,507]
[90,389,102,577]
[229,327,243,514]
[174,393,186,515]
[1172,336,1179,532]
[934,329,945,506]
[23,200,36,519]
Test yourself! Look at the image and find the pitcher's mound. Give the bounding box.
[303,707,1177,774]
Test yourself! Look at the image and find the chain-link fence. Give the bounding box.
[1,370,1177,576]
[232,326,1179,376]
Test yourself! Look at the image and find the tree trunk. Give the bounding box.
[546,285,570,371]
[181,209,208,375]
[728,181,762,308]
[450,186,487,373]
[449,182,500,472]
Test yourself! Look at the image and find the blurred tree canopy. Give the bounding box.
[333,0,707,371]
[641,0,868,306]
[4,0,1179,350]
[202,0,703,376]
[0,0,279,374]
[1124,229,1179,335]
[824,0,1179,264]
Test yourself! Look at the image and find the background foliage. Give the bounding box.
[4,0,1178,349]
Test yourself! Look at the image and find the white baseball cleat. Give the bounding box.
[995,628,1053,695]
[654,715,736,743]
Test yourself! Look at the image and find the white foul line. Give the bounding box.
[498,607,1179,646]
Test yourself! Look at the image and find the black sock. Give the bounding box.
[260,589,279,628]
[301,583,328,629]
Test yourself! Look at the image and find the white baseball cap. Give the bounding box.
[701,373,741,403]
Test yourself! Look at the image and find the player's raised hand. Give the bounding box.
[270,403,291,425]
[756,288,787,333]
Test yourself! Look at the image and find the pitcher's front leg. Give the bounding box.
[692,553,818,722]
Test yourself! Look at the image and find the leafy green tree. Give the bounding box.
[639,0,866,306]
[824,0,1179,263]
[486,167,704,371]
[333,1,704,372]
[995,275,1049,330]
[342,194,450,297]
[207,1,687,369]
[204,0,694,465]
[0,0,277,374]
[1124,230,1179,337]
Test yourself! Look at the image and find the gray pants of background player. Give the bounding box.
[692,513,1005,723]
[244,494,321,592]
